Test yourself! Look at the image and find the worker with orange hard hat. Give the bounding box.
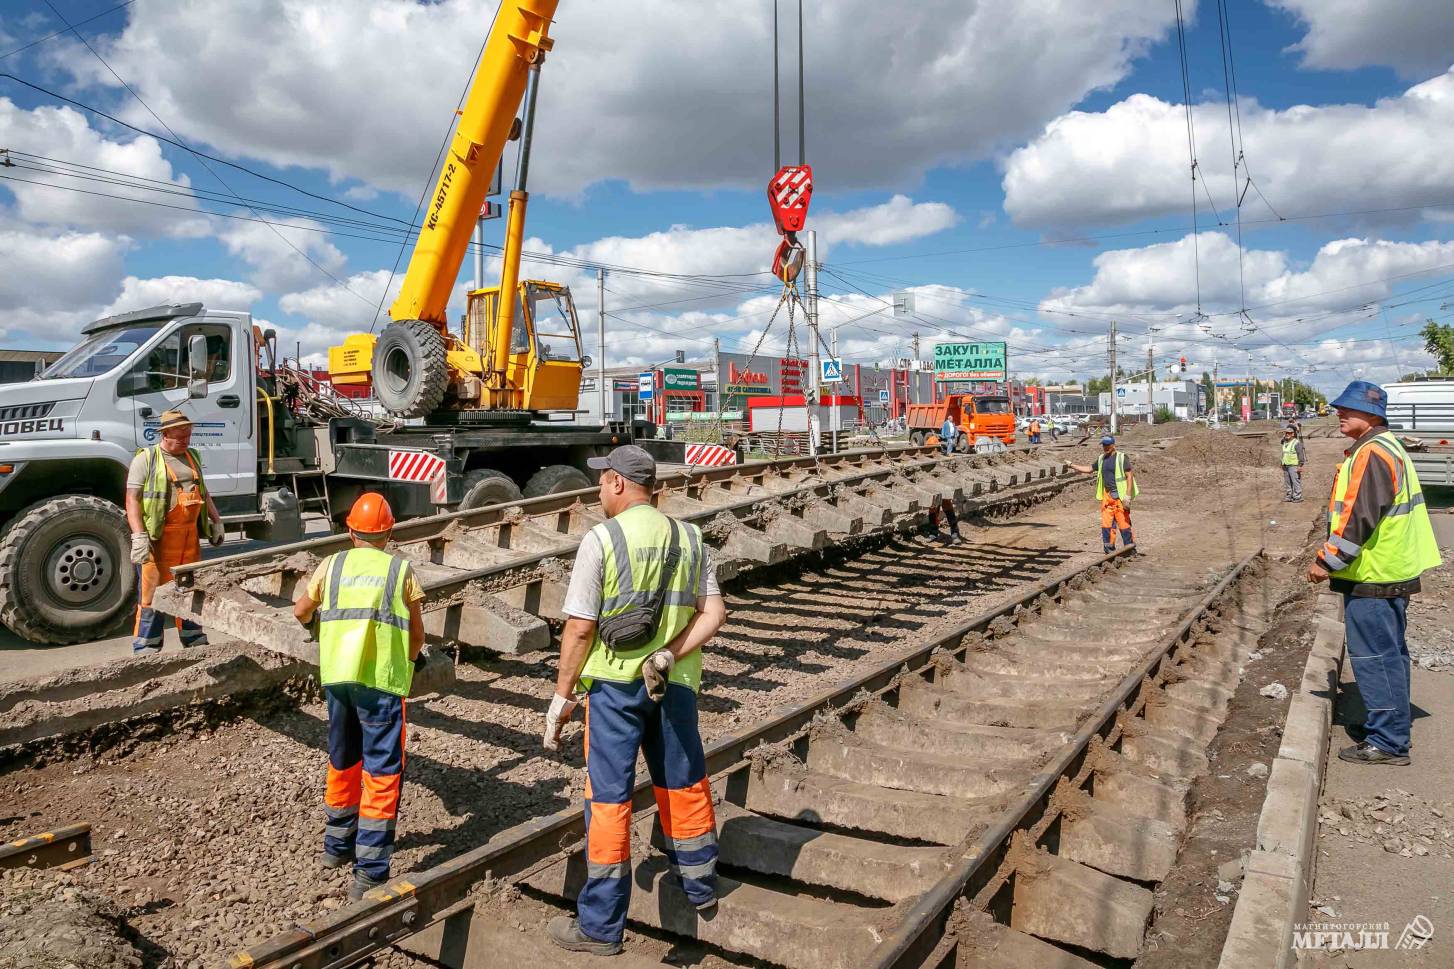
[293,492,426,899]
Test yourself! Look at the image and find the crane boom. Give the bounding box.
[388,0,558,326]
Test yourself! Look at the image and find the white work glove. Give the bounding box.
[542,693,578,752]
[208,515,226,547]
[130,532,152,565]
[642,649,675,702]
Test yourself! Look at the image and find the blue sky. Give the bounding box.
[3,0,1453,392]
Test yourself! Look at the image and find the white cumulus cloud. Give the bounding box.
[219,217,348,291]
[1002,69,1454,228]
[53,0,1183,196]
[1268,0,1454,78]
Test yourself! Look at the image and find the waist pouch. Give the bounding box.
[597,518,684,652]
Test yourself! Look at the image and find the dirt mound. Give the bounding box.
[0,869,143,968]
[1162,428,1271,468]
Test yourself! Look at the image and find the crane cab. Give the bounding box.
[466,279,585,412]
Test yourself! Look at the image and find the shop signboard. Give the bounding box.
[663,367,699,392]
[933,341,1007,383]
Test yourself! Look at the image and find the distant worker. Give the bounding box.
[293,493,427,899]
[125,409,225,653]
[1281,424,1306,502]
[1028,418,1042,444]
[542,445,727,955]
[1049,422,1061,443]
[1310,381,1441,767]
[940,414,958,455]
[1069,435,1138,554]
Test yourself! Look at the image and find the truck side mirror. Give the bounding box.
[581,355,593,369]
[187,334,209,397]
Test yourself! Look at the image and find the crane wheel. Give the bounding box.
[373,320,448,418]
[522,465,592,499]
[459,469,523,510]
[0,495,134,645]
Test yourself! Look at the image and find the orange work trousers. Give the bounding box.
[133,488,206,652]
[1099,496,1134,553]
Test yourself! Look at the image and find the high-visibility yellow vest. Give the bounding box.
[137,445,217,542]
[1094,452,1140,502]
[1327,432,1441,585]
[580,504,705,693]
[317,547,415,696]
[1282,440,1301,466]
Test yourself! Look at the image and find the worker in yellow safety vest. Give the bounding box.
[1281,424,1306,502]
[1310,381,1441,766]
[1070,435,1139,553]
[293,493,426,899]
[125,409,225,653]
[541,445,728,956]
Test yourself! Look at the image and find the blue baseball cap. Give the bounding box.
[1328,380,1387,420]
[1100,435,1115,446]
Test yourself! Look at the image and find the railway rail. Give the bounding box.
[1,446,1072,758]
[224,546,1270,969]
[155,445,1071,665]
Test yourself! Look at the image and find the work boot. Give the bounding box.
[546,916,622,955]
[319,850,352,870]
[1337,742,1410,766]
[349,871,388,901]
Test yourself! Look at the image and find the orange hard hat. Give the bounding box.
[346,492,395,534]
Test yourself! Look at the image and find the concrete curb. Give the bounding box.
[1218,591,1344,969]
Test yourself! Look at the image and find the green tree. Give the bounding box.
[1153,404,1175,424]
[1421,319,1454,374]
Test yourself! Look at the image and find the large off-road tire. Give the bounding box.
[459,469,523,510]
[910,430,927,447]
[954,433,971,454]
[372,320,448,418]
[522,464,592,499]
[0,495,134,645]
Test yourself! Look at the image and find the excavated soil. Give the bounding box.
[0,433,1335,968]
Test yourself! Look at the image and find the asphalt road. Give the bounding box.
[0,517,333,682]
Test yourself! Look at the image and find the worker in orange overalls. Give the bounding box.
[1070,435,1138,553]
[125,410,225,653]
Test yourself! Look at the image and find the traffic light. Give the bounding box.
[1179,355,1187,374]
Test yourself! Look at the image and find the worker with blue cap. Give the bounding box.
[1070,434,1138,553]
[1311,380,1441,766]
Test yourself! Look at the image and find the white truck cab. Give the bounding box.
[0,303,259,643]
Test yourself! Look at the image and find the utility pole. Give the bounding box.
[596,269,607,422]
[1145,340,1155,425]
[474,216,486,292]
[713,336,722,420]
[911,333,921,405]
[805,228,821,457]
[1108,320,1119,435]
[830,329,840,453]
[1212,361,1220,427]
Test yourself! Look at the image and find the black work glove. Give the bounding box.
[413,648,429,673]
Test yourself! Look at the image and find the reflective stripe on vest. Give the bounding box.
[1282,440,1301,466]
[1094,452,1140,502]
[579,504,704,692]
[137,445,215,542]
[1326,431,1443,584]
[317,547,414,696]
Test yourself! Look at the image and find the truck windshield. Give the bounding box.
[976,396,1011,414]
[526,285,582,362]
[41,324,163,380]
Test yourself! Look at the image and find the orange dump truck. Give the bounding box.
[906,394,1017,451]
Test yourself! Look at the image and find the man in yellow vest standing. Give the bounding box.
[1070,435,1139,554]
[293,493,426,898]
[126,409,225,653]
[542,445,728,956]
[1281,424,1306,502]
[1311,381,1442,766]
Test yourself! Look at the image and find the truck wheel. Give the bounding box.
[0,495,134,645]
[954,433,971,454]
[910,431,927,446]
[372,320,448,418]
[459,469,523,510]
[522,465,592,498]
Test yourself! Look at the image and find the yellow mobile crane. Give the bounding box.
[329,0,584,422]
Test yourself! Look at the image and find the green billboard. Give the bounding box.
[662,367,699,392]
[934,341,1007,382]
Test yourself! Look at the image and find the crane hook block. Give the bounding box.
[767,164,813,235]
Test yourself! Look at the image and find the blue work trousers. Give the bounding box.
[579,680,717,944]
[1344,594,1412,757]
[324,684,407,882]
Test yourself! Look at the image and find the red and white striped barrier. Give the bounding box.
[685,443,737,467]
[388,449,446,482]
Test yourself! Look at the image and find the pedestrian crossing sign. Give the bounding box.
[821,358,844,384]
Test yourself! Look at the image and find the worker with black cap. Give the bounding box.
[1281,424,1306,502]
[1311,380,1441,766]
[1070,434,1139,553]
[542,445,728,955]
